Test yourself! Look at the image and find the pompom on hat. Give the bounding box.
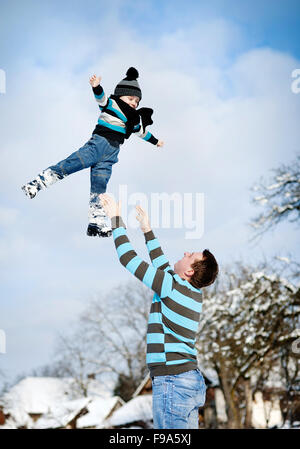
[114,67,142,100]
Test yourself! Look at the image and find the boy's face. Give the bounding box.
[119,95,140,109]
[174,252,203,280]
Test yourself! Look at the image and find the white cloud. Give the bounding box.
[1,7,299,379]
[0,207,19,226]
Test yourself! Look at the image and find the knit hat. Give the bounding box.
[114,67,142,100]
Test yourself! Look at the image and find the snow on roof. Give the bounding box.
[1,376,114,418]
[107,394,152,427]
[0,406,34,429]
[0,417,28,429]
[77,396,123,428]
[2,377,75,415]
[33,397,91,429]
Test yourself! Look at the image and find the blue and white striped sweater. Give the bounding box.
[92,85,158,146]
[112,216,202,377]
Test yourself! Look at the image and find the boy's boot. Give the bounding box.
[87,193,112,238]
[22,168,63,199]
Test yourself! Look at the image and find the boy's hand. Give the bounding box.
[156,140,164,147]
[136,205,151,233]
[100,193,121,219]
[90,74,102,87]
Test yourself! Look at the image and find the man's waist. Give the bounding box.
[148,361,198,378]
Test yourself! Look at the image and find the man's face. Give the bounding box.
[174,252,204,279]
[119,95,140,109]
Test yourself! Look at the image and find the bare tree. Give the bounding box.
[49,280,152,400]
[250,153,300,238]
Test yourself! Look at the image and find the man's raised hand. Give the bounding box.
[136,205,151,233]
[100,193,121,219]
[89,74,102,87]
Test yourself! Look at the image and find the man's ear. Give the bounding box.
[184,268,194,278]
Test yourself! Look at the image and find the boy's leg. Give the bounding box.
[87,143,120,237]
[22,135,109,199]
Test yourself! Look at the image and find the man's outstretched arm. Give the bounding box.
[136,205,172,272]
[100,195,173,297]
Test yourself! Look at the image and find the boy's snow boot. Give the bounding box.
[86,223,112,237]
[22,168,62,199]
[87,193,112,238]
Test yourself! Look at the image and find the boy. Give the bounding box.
[22,67,164,237]
[100,193,219,429]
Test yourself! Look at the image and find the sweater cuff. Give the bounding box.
[92,84,103,95]
[111,216,126,230]
[144,230,155,242]
[149,135,158,146]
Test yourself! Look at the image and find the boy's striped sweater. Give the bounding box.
[111,216,203,377]
[92,85,158,146]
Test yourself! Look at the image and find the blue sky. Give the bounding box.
[0,0,300,385]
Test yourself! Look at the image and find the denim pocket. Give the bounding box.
[174,370,206,395]
[152,376,164,387]
[152,377,166,400]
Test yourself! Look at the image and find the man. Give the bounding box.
[100,194,219,429]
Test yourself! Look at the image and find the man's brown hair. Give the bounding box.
[190,249,219,289]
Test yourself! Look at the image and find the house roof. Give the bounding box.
[0,375,116,428]
[77,396,124,428]
[2,377,75,415]
[107,394,152,427]
[33,397,91,429]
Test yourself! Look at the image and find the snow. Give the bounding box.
[214,388,227,423]
[267,183,281,190]
[273,204,293,213]
[251,392,283,428]
[107,394,152,427]
[254,196,268,205]
[279,328,300,340]
[0,376,116,428]
[77,396,123,428]
[276,256,291,263]
[2,377,75,415]
[33,397,91,429]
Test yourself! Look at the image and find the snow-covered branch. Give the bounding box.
[249,154,300,237]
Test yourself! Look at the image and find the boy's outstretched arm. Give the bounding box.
[133,125,163,147]
[135,205,172,272]
[134,108,164,148]
[89,74,108,108]
[100,194,173,297]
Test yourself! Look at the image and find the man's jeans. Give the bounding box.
[49,134,120,196]
[152,369,206,429]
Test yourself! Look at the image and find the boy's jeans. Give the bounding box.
[48,134,120,225]
[49,134,120,193]
[151,369,206,429]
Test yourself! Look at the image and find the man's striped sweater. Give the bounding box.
[92,84,158,146]
[111,216,203,377]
